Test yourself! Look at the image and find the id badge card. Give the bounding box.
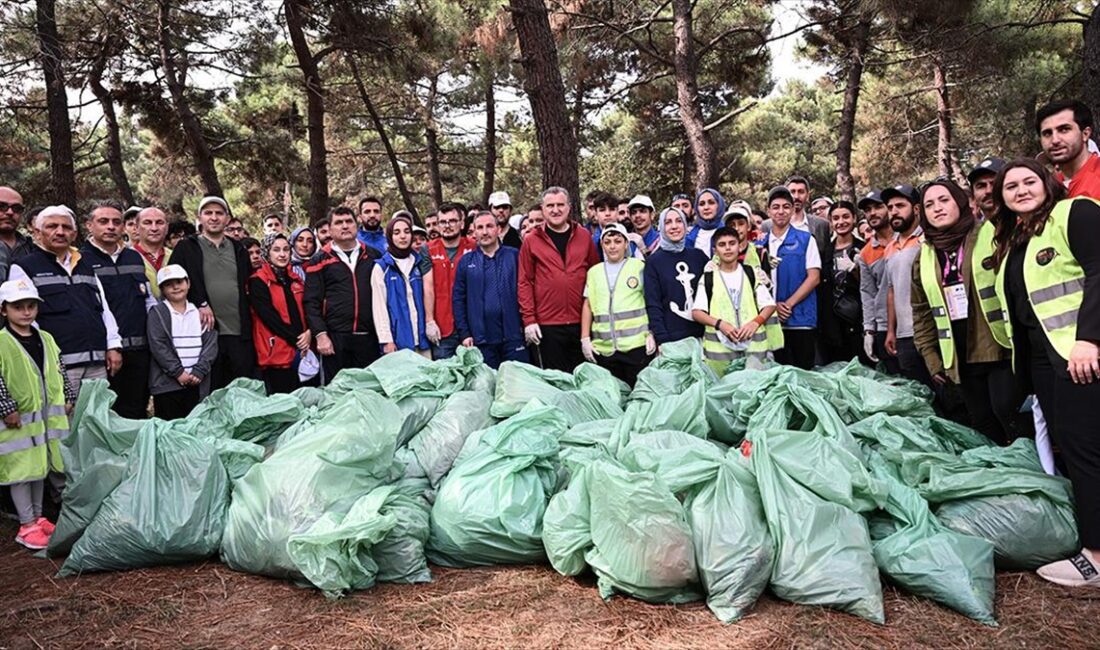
[945,283,968,320]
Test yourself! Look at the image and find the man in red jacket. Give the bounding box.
[425,201,476,359]
[1037,99,1100,200]
[519,186,599,371]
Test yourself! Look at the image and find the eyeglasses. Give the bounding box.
[0,202,25,214]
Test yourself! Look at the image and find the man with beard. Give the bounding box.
[0,187,34,282]
[880,184,931,387]
[356,196,386,253]
[857,189,898,371]
[314,217,332,246]
[967,157,1006,222]
[1037,99,1100,199]
[671,193,694,224]
[425,202,476,359]
[489,191,523,249]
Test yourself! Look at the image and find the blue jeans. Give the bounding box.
[479,341,529,369]
[431,333,463,360]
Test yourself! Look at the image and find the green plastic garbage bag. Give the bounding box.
[629,338,716,403]
[607,383,709,455]
[748,428,885,624]
[395,395,444,447]
[849,414,992,455]
[427,403,567,567]
[221,391,401,579]
[746,384,856,450]
[286,478,433,596]
[408,391,494,488]
[824,362,934,422]
[328,347,489,401]
[863,450,997,625]
[543,388,624,426]
[59,419,231,575]
[48,380,143,557]
[187,377,304,445]
[490,361,623,419]
[895,439,1078,569]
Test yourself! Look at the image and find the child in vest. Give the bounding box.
[147,265,218,419]
[692,227,780,376]
[580,223,656,386]
[0,279,75,550]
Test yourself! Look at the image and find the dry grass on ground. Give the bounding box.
[2,523,1099,650]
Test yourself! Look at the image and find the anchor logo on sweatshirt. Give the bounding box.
[670,261,696,321]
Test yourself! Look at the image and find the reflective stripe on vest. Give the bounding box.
[918,244,957,372]
[0,330,68,482]
[701,268,772,372]
[586,258,648,355]
[970,220,1010,348]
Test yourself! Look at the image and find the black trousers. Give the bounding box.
[321,331,380,384]
[211,334,257,391]
[775,329,817,370]
[1046,371,1100,549]
[596,347,654,388]
[896,336,934,389]
[538,324,584,373]
[873,330,902,375]
[109,348,150,418]
[953,360,1032,445]
[153,386,201,420]
[262,367,320,394]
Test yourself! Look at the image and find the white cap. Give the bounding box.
[0,279,43,305]
[724,200,752,221]
[36,205,76,227]
[627,194,654,210]
[197,196,230,215]
[600,223,629,241]
[488,191,512,208]
[156,264,189,286]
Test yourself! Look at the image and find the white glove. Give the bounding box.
[524,323,542,345]
[581,337,596,363]
[425,320,442,345]
[863,332,879,362]
[645,333,657,355]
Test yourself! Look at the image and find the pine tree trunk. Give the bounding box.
[284,0,329,226]
[509,0,580,208]
[1084,7,1100,139]
[35,0,77,207]
[347,56,418,219]
[88,54,134,205]
[836,17,870,203]
[482,69,497,206]
[157,0,222,197]
[931,54,964,184]
[425,75,443,210]
[672,0,717,190]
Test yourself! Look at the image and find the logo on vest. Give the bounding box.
[626,276,639,289]
[981,256,994,270]
[1035,247,1057,266]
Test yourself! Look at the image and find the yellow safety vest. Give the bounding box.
[585,258,649,355]
[918,243,962,372]
[700,267,776,376]
[994,198,1094,362]
[0,328,68,484]
[970,221,1010,348]
[734,246,783,350]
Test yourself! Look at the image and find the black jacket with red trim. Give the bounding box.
[303,242,380,336]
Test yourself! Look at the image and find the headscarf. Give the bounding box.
[693,188,726,231]
[289,226,317,266]
[261,233,291,281]
[657,207,688,253]
[385,214,415,259]
[919,180,975,252]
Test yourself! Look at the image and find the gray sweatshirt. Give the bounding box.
[146,301,218,397]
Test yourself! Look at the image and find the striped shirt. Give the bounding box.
[166,301,204,372]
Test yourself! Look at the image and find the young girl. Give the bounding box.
[371,214,437,358]
[0,279,74,550]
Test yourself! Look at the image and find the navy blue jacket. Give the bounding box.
[452,246,524,346]
[79,243,148,349]
[643,247,709,344]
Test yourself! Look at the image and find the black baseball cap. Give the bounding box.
[857,189,883,210]
[967,157,1006,183]
[880,183,919,204]
[767,185,794,205]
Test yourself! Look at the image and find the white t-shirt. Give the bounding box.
[693,229,716,256]
[582,258,628,299]
[692,266,776,320]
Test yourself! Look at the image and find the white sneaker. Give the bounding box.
[1037,550,1100,587]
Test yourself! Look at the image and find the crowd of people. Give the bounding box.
[0,98,1098,589]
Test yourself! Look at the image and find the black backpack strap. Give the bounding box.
[704,269,714,312]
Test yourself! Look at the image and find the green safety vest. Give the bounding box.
[733,246,784,350]
[701,267,777,376]
[994,197,1094,363]
[918,243,961,372]
[970,220,1010,348]
[0,328,68,484]
[585,257,649,355]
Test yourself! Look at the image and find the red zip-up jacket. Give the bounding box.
[427,237,476,338]
[518,223,599,327]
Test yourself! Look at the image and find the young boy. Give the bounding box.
[147,265,218,419]
[580,223,655,386]
[0,279,74,550]
[692,227,782,376]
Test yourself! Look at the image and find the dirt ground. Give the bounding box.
[2,521,1098,650]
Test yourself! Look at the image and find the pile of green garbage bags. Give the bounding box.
[49,340,1078,626]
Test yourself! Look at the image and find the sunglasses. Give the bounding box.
[0,202,25,214]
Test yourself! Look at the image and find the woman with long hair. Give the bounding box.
[991,157,1100,587]
[370,214,437,358]
[823,200,866,364]
[910,180,1026,444]
[248,233,316,393]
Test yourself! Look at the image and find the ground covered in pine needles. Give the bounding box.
[2,522,1098,650]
